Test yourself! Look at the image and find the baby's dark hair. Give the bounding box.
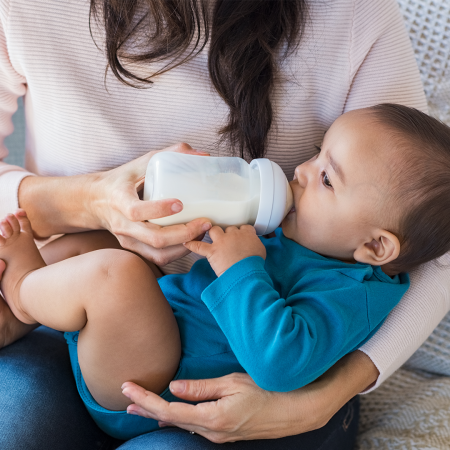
[369,103,450,274]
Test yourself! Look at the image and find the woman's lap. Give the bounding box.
[116,397,359,450]
[0,326,359,450]
[0,326,117,450]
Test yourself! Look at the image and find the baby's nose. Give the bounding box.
[294,165,308,188]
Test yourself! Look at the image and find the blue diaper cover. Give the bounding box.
[65,268,244,440]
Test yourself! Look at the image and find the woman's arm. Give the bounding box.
[16,145,212,265]
[122,350,378,443]
[360,255,450,391]
[0,6,30,218]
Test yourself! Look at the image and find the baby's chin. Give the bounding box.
[280,216,301,244]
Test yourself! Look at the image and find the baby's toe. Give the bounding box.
[6,213,20,235]
[0,218,13,239]
[15,210,33,234]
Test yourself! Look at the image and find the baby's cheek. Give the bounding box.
[281,215,294,236]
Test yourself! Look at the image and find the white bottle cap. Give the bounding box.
[251,159,294,236]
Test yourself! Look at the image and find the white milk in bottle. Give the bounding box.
[143,152,293,235]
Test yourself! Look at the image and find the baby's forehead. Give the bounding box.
[333,107,382,130]
[330,111,403,189]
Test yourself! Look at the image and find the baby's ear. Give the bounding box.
[353,230,400,266]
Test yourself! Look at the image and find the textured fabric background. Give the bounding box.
[356,1,450,449]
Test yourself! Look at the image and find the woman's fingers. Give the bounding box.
[112,219,211,249]
[121,376,256,443]
[169,375,238,402]
[122,197,184,223]
[117,236,191,267]
[92,143,212,264]
[165,142,209,157]
[122,382,211,425]
[124,143,209,178]
[113,178,183,222]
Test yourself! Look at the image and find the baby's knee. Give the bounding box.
[87,249,153,309]
[95,249,149,282]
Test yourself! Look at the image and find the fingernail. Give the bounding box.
[122,390,131,399]
[127,411,138,416]
[170,380,186,394]
[202,222,212,232]
[171,202,183,213]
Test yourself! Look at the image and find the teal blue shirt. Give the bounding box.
[172,229,409,392]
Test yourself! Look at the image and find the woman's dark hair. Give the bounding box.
[370,104,450,274]
[89,0,308,159]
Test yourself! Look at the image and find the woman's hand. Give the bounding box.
[121,351,379,443]
[19,143,212,266]
[88,142,212,265]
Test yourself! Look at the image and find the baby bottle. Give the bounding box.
[143,152,294,235]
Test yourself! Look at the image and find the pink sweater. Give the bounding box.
[0,0,448,391]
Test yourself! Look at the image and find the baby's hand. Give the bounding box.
[184,225,266,276]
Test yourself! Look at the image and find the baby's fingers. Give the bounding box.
[208,226,225,241]
[184,240,212,257]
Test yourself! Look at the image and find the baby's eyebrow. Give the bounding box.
[328,152,346,185]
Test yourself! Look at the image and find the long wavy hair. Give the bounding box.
[90,0,308,159]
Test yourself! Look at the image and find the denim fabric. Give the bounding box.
[0,326,115,450]
[0,326,359,450]
[114,397,359,450]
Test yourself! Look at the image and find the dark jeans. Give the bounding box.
[0,327,359,450]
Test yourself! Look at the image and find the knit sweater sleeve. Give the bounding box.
[0,0,33,217]
[344,0,450,392]
[360,255,450,393]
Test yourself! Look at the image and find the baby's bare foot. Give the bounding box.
[0,210,46,326]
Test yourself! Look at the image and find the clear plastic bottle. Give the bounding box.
[143,152,293,235]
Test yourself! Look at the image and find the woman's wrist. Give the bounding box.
[297,350,379,428]
[18,172,104,237]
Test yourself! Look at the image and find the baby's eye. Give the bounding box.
[322,172,333,188]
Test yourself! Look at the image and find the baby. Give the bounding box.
[1,103,450,440]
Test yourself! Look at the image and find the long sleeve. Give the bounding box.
[201,255,406,392]
[0,0,32,217]
[360,254,450,392]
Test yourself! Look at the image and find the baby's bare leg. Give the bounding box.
[0,212,180,411]
[40,231,163,278]
[0,229,161,348]
[0,230,124,348]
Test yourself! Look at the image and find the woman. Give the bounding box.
[0,0,448,449]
